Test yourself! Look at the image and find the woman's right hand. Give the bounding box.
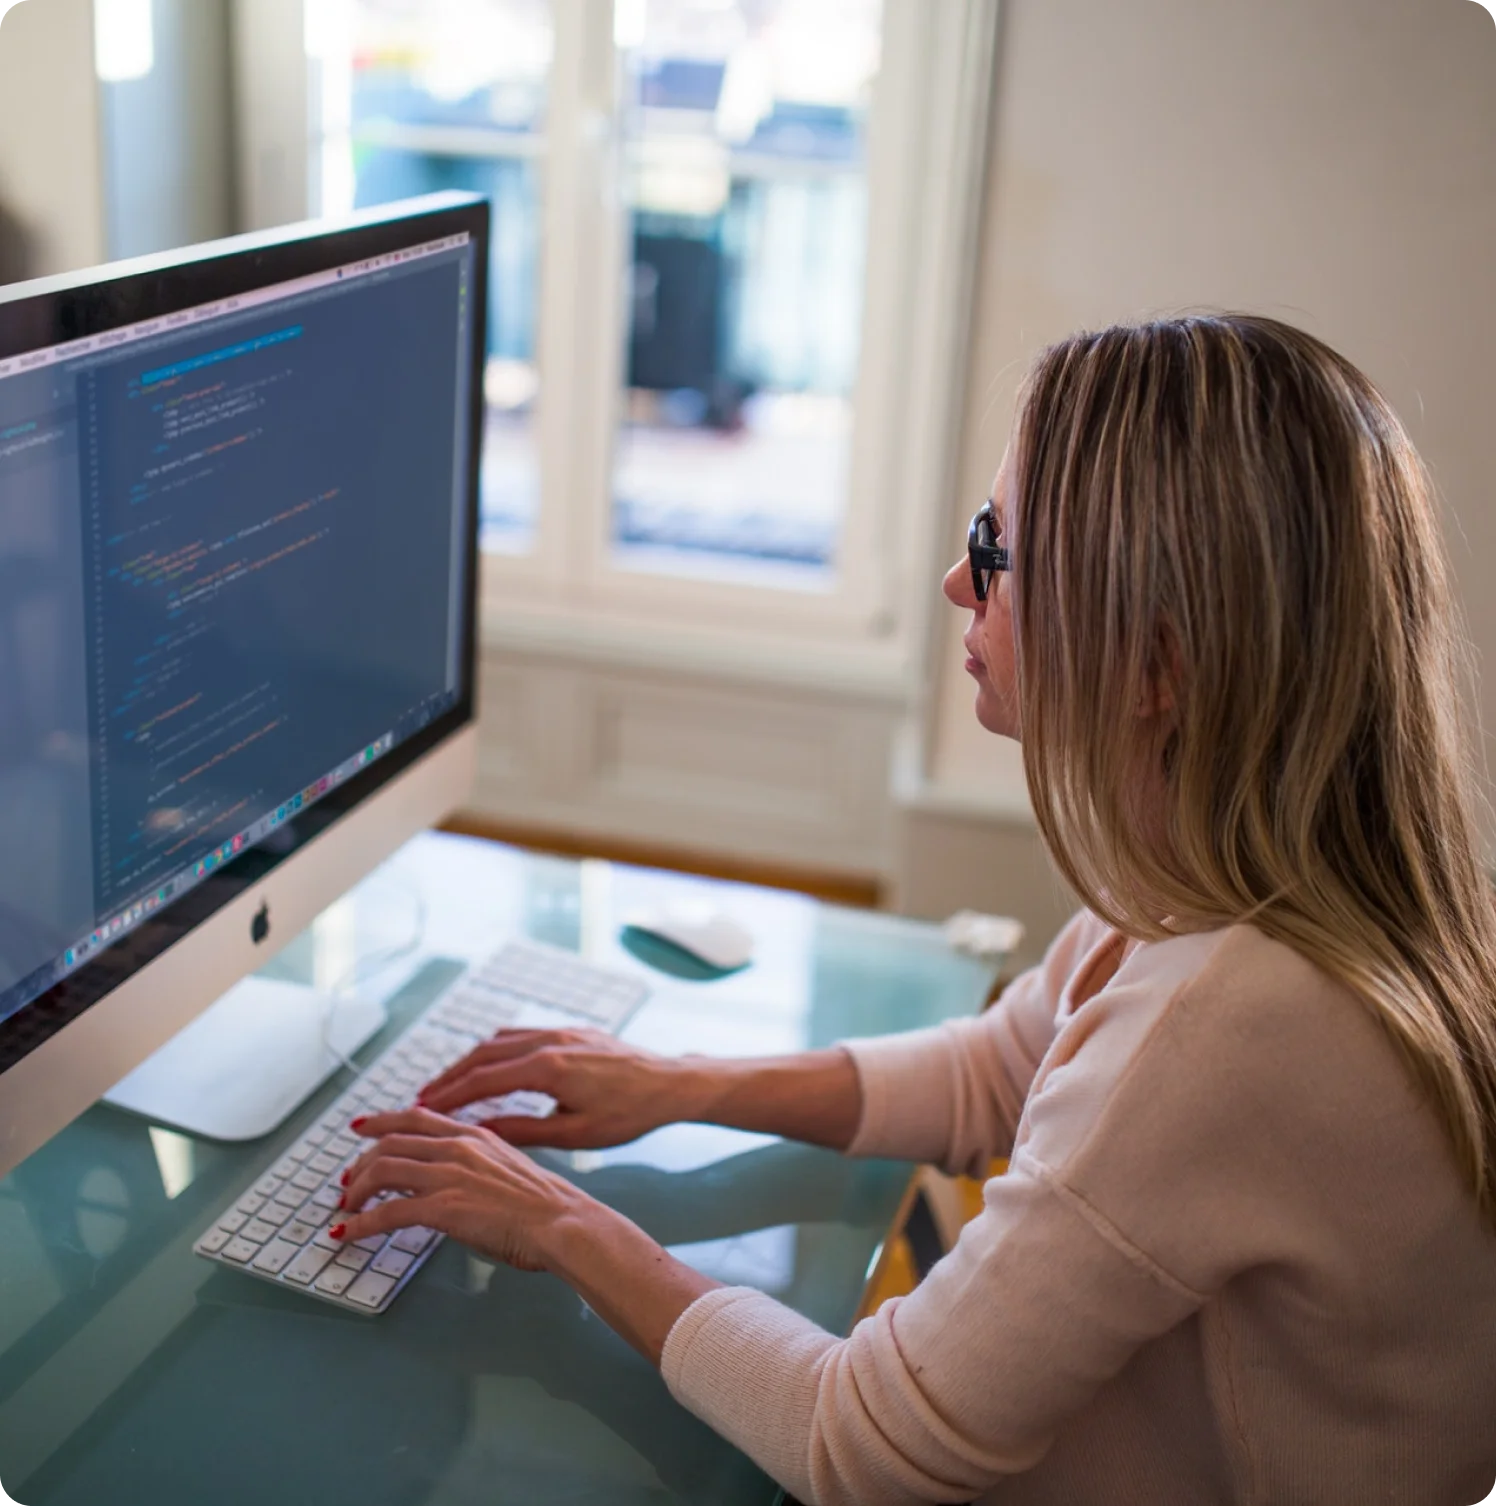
[416,1028,690,1149]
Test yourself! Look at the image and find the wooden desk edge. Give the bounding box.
[849,1168,923,1328]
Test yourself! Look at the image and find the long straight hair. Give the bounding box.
[1010,314,1496,1218]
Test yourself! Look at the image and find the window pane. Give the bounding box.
[308,0,552,553]
[611,0,882,589]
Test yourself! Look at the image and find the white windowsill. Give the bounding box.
[479,598,915,703]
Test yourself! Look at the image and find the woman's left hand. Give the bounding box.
[335,1107,589,1272]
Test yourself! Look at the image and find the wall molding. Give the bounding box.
[467,644,904,879]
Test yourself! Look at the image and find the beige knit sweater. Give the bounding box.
[660,910,1496,1504]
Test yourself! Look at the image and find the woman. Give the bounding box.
[335,316,1496,1504]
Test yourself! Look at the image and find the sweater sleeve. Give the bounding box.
[661,930,1247,1506]
[841,909,1112,1176]
[661,1157,1208,1505]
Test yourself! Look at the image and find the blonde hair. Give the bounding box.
[1010,314,1496,1217]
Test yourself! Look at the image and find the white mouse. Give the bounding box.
[624,902,755,970]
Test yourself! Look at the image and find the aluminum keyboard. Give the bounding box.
[193,939,649,1314]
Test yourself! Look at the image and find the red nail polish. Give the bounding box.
[350,1115,367,1131]
[337,1194,346,1209]
[329,1223,346,1239]
[339,1170,349,1186]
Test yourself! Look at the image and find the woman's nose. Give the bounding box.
[944,557,978,609]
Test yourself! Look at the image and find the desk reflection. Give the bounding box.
[8,1135,901,1506]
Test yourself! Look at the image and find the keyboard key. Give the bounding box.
[222,1237,259,1264]
[327,1136,356,1158]
[295,1201,331,1228]
[314,1263,357,1297]
[312,1185,343,1209]
[371,1247,415,1279]
[313,1228,344,1251]
[291,1167,322,1192]
[391,1226,436,1255]
[197,1227,231,1254]
[252,1238,300,1274]
[258,1202,292,1228]
[272,1157,298,1179]
[253,1174,283,1198]
[309,1152,340,1176]
[235,1192,266,1217]
[282,1220,318,1245]
[272,1183,304,1208]
[344,1271,399,1310]
[283,1245,335,1285]
[354,1233,386,1252]
[502,1090,553,1118]
[241,1218,276,1243]
[217,1210,248,1234]
[334,1246,372,1271]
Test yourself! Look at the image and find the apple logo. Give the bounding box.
[251,901,270,945]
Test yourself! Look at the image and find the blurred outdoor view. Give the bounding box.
[311,0,882,586]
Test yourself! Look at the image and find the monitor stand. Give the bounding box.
[102,976,387,1142]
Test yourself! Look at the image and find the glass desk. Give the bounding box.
[0,832,1000,1506]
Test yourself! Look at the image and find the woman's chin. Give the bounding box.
[974,689,1019,740]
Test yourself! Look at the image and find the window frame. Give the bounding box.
[236,0,1000,696]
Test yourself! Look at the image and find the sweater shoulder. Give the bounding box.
[1137,921,1394,1081]
[1014,919,1435,1198]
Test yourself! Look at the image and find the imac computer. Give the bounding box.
[0,192,489,1179]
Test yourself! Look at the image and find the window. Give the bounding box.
[277,0,995,680]
[608,0,880,589]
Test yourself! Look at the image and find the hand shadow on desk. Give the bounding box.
[389,1139,898,1500]
[543,1135,898,1248]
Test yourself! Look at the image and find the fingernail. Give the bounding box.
[339,1170,349,1186]
[337,1194,346,1209]
[329,1223,346,1240]
[349,1115,367,1131]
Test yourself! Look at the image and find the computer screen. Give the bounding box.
[0,194,487,1163]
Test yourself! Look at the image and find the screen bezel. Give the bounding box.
[0,194,489,1076]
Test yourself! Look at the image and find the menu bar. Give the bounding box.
[0,233,471,385]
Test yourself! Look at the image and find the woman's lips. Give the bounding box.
[963,638,985,677]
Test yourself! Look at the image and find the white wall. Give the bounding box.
[0,0,106,276]
[100,0,235,258]
[928,0,1496,832]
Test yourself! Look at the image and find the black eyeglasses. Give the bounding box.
[967,500,1011,602]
